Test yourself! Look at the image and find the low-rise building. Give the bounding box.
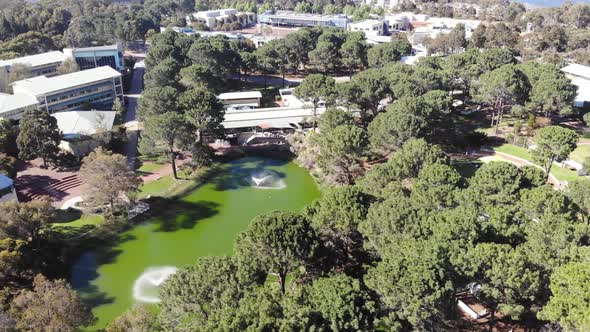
[348,19,386,37]
[0,51,67,77]
[561,63,590,108]
[189,9,256,29]
[258,11,351,29]
[12,66,123,115]
[63,44,125,72]
[0,92,40,120]
[219,91,262,110]
[0,174,17,204]
[53,110,118,157]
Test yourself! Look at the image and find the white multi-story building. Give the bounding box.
[561,63,590,108]
[0,66,123,120]
[0,51,67,77]
[188,9,256,29]
[348,19,386,37]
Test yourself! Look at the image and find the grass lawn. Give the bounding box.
[52,214,104,228]
[137,162,164,174]
[493,144,580,182]
[494,144,533,161]
[569,145,590,164]
[137,166,216,199]
[138,174,176,198]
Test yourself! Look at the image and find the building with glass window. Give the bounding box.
[0,51,67,77]
[63,44,125,72]
[257,11,351,29]
[11,66,123,114]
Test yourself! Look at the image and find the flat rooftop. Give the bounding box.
[562,63,590,80]
[12,66,121,96]
[66,44,120,53]
[0,51,66,68]
[218,91,262,100]
[260,11,348,21]
[0,92,38,116]
[349,19,384,27]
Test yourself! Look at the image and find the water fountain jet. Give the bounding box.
[249,170,286,189]
[132,266,177,303]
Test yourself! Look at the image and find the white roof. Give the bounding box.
[0,174,13,189]
[0,51,66,68]
[349,19,384,28]
[562,63,590,80]
[12,66,121,96]
[68,44,119,53]
[0,92,38,114]
[52,110,117,136]
[223,107,325,129]
[569,76,590,104]
[218,91,262,100]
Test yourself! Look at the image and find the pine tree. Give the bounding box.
[16,108,61,168]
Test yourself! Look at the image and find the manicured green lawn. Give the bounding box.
[137,163,164,174]
[569,145,590,164]
[138,175,175,197]
[493,144,580,182]
[493,144,532,161]
[52,214,104,228]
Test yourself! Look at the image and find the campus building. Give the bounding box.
[561,63,590,108]
[11,66,123,115]
[218,91,262,110]
[348,20,387,37]
[188,9,256,29]
[63,44,125,72]
[0,92,39,120]
[258,11,351,29]
[0,51,67,77]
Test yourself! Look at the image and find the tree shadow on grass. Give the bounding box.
[148,197,220,232]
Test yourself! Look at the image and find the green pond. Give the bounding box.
[70,157,320,330]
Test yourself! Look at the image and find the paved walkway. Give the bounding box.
[124,60,145,169]
[15,159,84,207]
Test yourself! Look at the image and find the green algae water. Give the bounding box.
[70,157,320,330]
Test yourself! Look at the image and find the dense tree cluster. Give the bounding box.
[289,47,576,185]
[154,137,590,331]
[0,198,95,331]
[0,0,171,55]
[254,27,410,78]
[138,30,226,177]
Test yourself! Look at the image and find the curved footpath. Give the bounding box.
[477,149,562,188]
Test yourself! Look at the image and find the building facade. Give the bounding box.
[258,11,351,29]
[63,45,125,72]
[348,20,386,36]
[0,51,67,77]
[189,9,256,29]
[218,91,262,109]
[561,63,590,108]
[12,66,123,115]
